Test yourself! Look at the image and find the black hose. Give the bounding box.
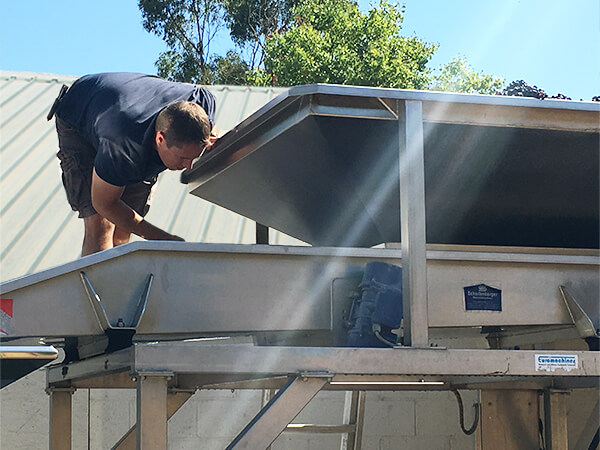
[453,389,480,435]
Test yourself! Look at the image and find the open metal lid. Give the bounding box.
[182,85,599,249]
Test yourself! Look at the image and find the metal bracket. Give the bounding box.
[559,285,599,339]
[79,271,153,354]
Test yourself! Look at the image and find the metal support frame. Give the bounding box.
[544,389,570,450]
[226,376,328,449]
[399,100,429,347]
[42,343,600,449]
[49,387,75,450]
[136,373,171,450]
[340,391,366,450]
[479,390,539,449]
[256,223,269,244]
[112,391,192,450]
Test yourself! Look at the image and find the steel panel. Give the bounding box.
[1,242,597,338]
[132,344,600,378]
[183,85,600,249]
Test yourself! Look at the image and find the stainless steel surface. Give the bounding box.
[2,242,597,338]
[560,285,599,338]
[399,100,429,346]
[226,376,328,449]
[341,391,365,450]
[0,345,58,388]
[0,345,58,359]
[137,375,168,450]
[46,346,130,385]
[544,389,569,450]
[183,84,600,249]
[132,344,599,379]
[49,388,73,450]
[110,391,192,450]
[45,342,600,391]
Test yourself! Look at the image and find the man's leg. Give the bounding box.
[113,227,132,247]
[56,117,103,255]
[82,214,115,256]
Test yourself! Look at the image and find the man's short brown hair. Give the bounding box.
[156,101,211,147]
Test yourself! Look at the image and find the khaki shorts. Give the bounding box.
[55,117,155,219]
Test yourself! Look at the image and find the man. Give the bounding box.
[49,72,216,256]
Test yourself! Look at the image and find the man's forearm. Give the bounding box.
[94,199,182,241]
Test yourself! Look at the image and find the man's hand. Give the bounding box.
[204,128,220,152]
[91,169,184,241]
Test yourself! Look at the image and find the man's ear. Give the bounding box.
[155,131,165,148]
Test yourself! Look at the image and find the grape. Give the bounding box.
[501,80,547,99]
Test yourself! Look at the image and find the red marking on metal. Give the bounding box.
[0,299,13,317]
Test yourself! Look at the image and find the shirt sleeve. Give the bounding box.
[191,87,216,128]
[94,138,133,186]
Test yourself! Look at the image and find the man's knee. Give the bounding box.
[113,227,131,247]
[83,214,114,240]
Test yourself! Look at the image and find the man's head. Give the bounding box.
[155,101,211,170]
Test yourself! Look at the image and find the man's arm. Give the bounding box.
[91,169,184,241]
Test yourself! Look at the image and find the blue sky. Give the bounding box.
[1,0,598,100]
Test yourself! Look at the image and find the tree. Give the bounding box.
[429,56,504,95]
[252,0,437,88]
[139,0,225,83]
[222,0,298,69]
[209,50,249,84]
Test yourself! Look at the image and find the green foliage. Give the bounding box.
[253,0,437,88]
[430,56,504,95]
[222,0,298,68]
[139,0,225,83]
[209,50,249,84]
[139,0,506,92]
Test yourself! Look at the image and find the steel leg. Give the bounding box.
[49,388,74,450]
[227,376,327,449]
[544,389,569,450]
[112,391,191,450]
[479,390,538,449]
[340,391,366,450]
[136,375,169,450]
[398,100,429,347]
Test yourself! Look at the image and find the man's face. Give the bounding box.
[155,132,205,171]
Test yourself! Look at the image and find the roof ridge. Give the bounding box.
[0,70,78,83]
[0,71,289,92]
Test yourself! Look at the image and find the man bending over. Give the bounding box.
[49,72,216,256]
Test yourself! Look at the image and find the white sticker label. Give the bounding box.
[535,354,578,372]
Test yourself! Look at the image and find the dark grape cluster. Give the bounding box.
[500,80,599,101]
[501,80,548,99]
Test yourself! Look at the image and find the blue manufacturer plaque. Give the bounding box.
[464,284,501,311]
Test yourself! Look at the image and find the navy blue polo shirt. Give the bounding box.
[55,72,216,186]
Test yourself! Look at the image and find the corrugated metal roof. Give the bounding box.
[0,71,304,283]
